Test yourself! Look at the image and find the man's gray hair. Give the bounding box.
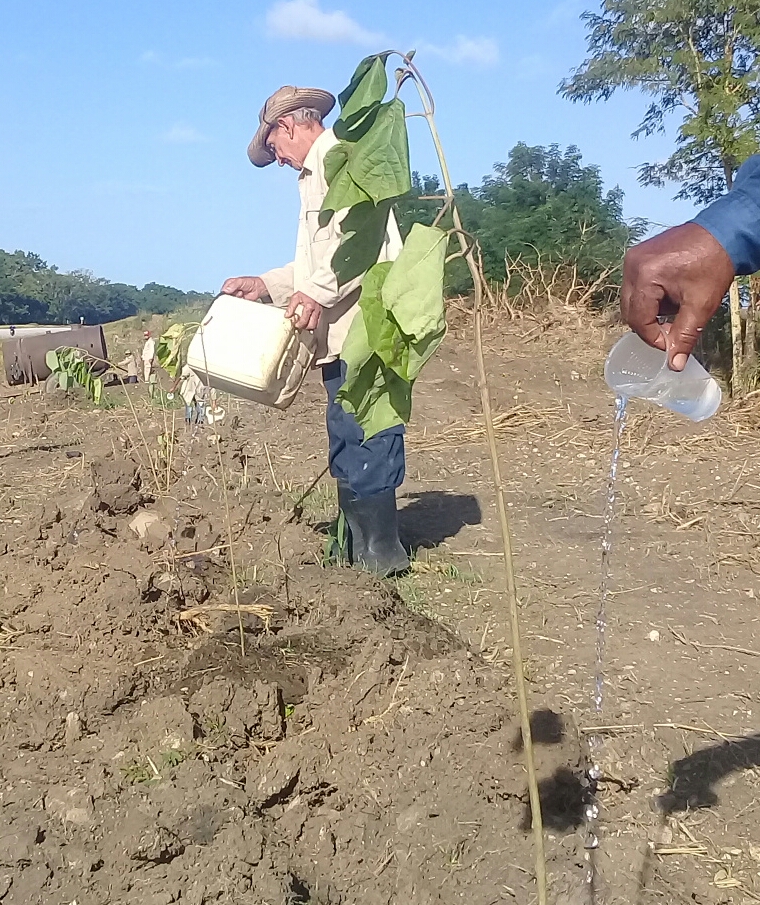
[287,107,324,125]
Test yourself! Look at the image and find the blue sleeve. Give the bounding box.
[693,155,760,275]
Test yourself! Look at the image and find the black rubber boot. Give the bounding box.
[338,485,410,577]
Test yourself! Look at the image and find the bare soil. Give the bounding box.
[3,314,760,904]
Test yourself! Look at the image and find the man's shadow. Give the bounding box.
[657,733,760,812]
[398,490,482,552]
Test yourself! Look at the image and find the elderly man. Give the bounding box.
[222,86,409,577]
[622,154,760,367]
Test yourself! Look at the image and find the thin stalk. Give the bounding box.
[403,58,548,904]
[52,348,163,494]
[198,328,246,658]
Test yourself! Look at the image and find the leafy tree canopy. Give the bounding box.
[396,142,644,293]
[0,249,213,325]
[560,0,760,203]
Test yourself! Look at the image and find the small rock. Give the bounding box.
[45,786,94,826]
[127,825,184,864]
[152,571,179,594]
[129,511,169,544]
[246,746,300,808]
[134,696,194,755]
[648,630,661,643]
[65,712,83,745]
[0,826,41,866]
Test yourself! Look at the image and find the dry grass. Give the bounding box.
[408,399,745,462]
[176,602,275,635]
[408,404,565,451]
[0,616,22,649]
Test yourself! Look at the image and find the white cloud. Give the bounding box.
[265,0,383,46]
[420,35,500,68]
[162,123,209,144]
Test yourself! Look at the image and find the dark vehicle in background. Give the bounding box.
[2,325,109,388]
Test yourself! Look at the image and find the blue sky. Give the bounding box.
[0,0,698,292]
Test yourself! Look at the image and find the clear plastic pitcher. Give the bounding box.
[604,332,721,422]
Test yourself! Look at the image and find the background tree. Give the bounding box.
[0,248,212,327]
[396,143,644,300]
[561,0,760,392]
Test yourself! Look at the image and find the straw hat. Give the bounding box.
[247,86,336,167]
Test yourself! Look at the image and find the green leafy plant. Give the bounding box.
[330,50,548,902]
[322,53,450,439]
[45,348,104,405]
[155,322,196,378]
[322,510,348,566]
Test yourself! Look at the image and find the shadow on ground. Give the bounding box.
[513,709,566,750]
[521,767,587,832]
[515,711,587,832]
[657,733,760,812]
[399,490,482,551]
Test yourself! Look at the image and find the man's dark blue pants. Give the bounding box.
[322,360,405,499]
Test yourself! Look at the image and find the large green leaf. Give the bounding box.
[338,54,389,114]
[45,350,59,371]
[334,104,383,144]
[382,223,447,338]
[337,288,412,439]
[324,142,349,183]
[156,322,191,378]
[407,327,446,381]
[331,200,393,287]
[335,56,388,143]
[320,156,371,228]
[357,261,392,310]
[347,100,411,205]
[337,299,376,379]
[357,262,409,378]
[336,353,410,441]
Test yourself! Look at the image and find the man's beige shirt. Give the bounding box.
[260,128,403,366]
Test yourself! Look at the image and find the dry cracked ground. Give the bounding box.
[3,310,760,905]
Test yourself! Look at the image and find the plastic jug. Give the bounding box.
[186,295,316,409]
[604,331,721,422]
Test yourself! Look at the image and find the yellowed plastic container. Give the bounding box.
[186,295,316,409]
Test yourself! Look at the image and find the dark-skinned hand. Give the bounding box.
[621,222,735,371]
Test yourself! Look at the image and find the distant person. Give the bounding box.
[220,85,408,577]
[79,316,85,325]
[9,325,15,337]
[141,330,157,397]
[118,351,139,384]
[171,364,205,425]
[204,386,225,426]
[622,154,760,369]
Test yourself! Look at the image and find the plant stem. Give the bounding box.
[197,328,246,659]
[404,56,548,905]
[52,347,163,493]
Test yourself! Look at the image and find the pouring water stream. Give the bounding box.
[584,393,628,896]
